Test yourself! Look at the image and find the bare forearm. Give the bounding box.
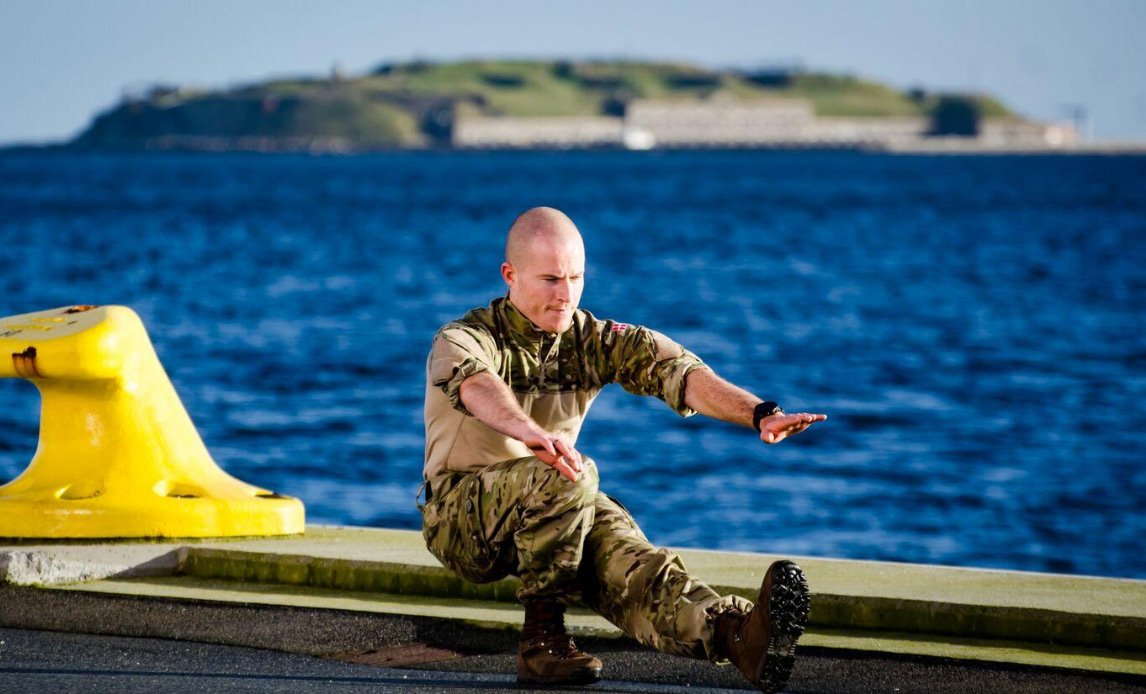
[683,367,762,429]
[458,371,543,441]
[458,371,584,479]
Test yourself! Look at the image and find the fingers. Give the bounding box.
[791,413,826,424]
[528,434,583,480]
[761,412,827,444]
[785,413,826,430]
[532,437,557,458]
[786,417,811,434]
[550,457,578,483]
[553,438,583,473]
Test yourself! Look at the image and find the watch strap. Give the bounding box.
[753,401,784,431]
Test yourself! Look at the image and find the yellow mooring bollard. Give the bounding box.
[0,305,304,538]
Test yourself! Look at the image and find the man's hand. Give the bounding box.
[759,412,827,444]
[683,369,827,444]
[522,428,583,482]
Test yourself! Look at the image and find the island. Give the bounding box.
[69,59,1073,153]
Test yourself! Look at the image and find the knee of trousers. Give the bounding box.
[521,456,599,512]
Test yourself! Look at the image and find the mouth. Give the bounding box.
[545,308,573,327]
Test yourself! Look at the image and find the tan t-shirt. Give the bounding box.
[423,297,709,479]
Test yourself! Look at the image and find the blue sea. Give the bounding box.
[1,151,1144,578]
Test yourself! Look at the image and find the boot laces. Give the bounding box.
[546,633,579,657]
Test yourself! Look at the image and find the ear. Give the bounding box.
[501,261,515,289]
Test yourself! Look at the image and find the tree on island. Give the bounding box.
[929,96,981,137]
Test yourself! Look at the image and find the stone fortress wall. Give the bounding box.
[453,98,1073,150]
[452,116,625,149]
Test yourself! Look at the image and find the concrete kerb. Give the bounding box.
[4,525,1146,658]
[0,544,187,585]
[806,594,1146,654]
[177,546,1146,653]
[180,548,524,603]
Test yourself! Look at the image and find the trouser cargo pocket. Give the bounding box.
[421,474,505,584]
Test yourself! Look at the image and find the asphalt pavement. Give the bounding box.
[4,580,1146,693]
[2,623,1145,693]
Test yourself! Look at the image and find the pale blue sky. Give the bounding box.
[2,0,1144,145]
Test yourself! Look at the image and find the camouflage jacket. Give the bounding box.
[423,296,710,478]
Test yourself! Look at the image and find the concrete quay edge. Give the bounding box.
[4,524,1145,657]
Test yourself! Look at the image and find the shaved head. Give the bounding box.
[501,207,586,334]
[506,207,583,266]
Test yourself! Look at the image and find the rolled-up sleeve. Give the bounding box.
[427,325,498,416]
[605,323,710,417]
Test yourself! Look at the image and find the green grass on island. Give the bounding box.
[73,59,1020,150]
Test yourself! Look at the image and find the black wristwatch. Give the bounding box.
[753,401,784,432]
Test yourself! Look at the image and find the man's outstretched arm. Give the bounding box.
[683,368,826,444]
[458,371,584,480]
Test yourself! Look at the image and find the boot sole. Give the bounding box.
[516,665,602,686]
[756,560,810,694]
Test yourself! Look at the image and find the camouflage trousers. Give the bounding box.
[420,456,751,661]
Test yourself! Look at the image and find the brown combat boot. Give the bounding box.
[714,560,810,693]
[517,601,603,685]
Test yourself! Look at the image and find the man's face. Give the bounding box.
[502,234,585,334]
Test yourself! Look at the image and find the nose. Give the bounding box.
[554,279,573,304]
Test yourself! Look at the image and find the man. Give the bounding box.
[421,207,826,693]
